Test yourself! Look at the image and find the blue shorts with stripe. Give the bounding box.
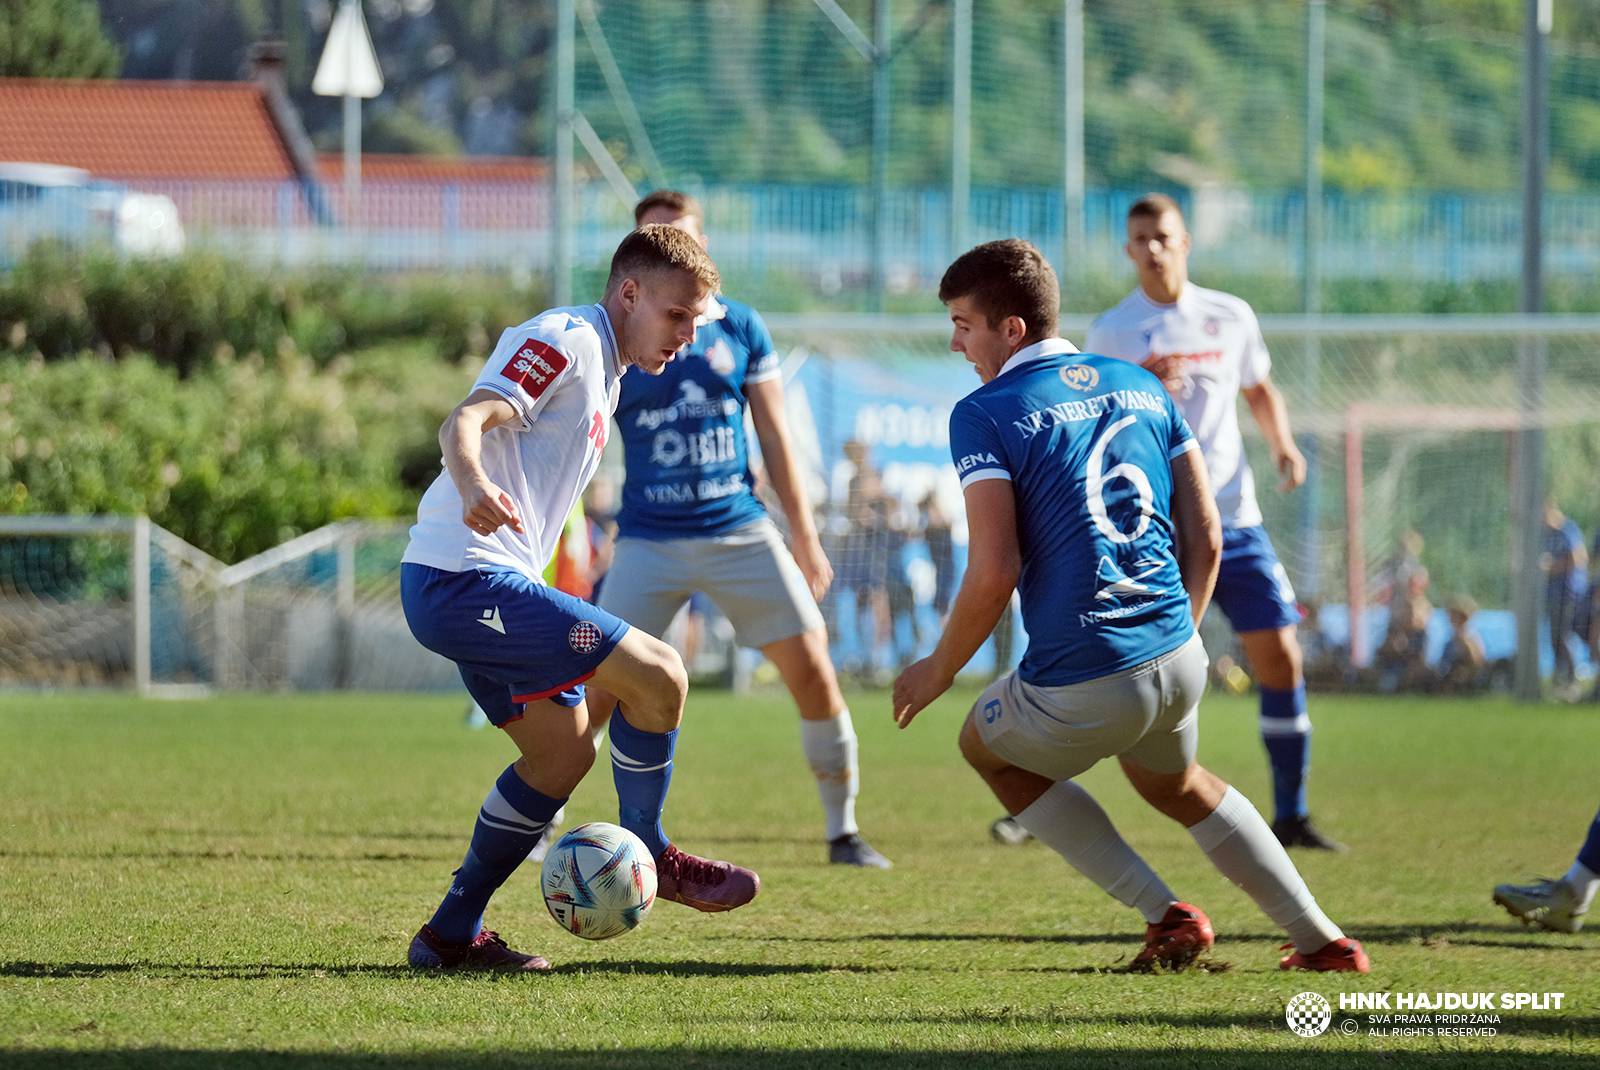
[1212,525,1301,634]
[401,563,629,726]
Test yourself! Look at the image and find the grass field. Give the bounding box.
[1,686,1597,1068]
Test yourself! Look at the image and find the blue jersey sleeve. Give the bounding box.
[742,306,781,384]
[949,400,1011,489]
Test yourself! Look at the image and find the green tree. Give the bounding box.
[0,0,121,78]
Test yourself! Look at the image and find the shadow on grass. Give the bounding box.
[734,921,1594,952]
[0,959,883,981]
[2,1045,1597,1070]
[0,849,439,864]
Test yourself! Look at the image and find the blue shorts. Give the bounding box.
[1212,526,1301,634]
[401,563,629,727]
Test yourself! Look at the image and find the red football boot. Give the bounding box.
[1280,936,1370,973]
[1130,902,1215,972]
[654,844,760,912]
[408,924,551,972]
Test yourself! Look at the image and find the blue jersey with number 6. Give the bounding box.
[949,340,1199,686]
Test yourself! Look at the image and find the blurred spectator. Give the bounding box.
[1436,595,1487,694]
[1375,573,1433,694]
[920,492,956,623]
[1588,528,1600,702]
[881,496,922,671]
[1375,528,1429,605]
[1541,500,1588,694]
[1297,600,1348,690]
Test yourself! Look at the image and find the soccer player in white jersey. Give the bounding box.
[896,238,1367,973]
[586,191,890,868]
[1035,192,1337,852]
[399,225,759,972]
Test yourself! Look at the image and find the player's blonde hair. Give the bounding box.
[606,223,720,294]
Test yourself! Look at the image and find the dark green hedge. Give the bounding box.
[0,244,544,375]
[0,344,473,561]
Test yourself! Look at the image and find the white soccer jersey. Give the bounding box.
[1085,284,1272,529]
[402,304,623,578]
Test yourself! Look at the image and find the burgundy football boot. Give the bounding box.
[408,924,551,972]
[654,844,760,912]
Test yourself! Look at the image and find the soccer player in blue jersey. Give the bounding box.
[585,190,889,868]
[1494,804,1600,932]
[399,225,759,972]
[894,239,1367,972]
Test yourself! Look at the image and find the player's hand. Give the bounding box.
[1275,444,1308,492]
[1140,354,1186,398]
[792,534,834,601]
[462,480,525,535]
[892,656,954,730]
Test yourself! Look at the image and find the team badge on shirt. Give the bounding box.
[705,337,736,375]
[1061,364,1099,392]
[568,620,603,654]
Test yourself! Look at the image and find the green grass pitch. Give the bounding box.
[1,686,1597,1068]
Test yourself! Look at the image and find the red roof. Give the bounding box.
[0,78,296,180]
[317,154,546,183]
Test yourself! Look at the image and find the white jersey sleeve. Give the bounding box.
[1237,304,1271,388]
[475,328,577,429]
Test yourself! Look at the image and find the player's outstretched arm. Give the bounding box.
[748,377,832,599]
[1170,447,1222,624]
[1241,376,1306,491]
[892,480,1020,729]
[440,388,525,536]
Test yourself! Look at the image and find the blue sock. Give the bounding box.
[1578,808,1600,874]
[1259,684,1310,823]
[428,764,565,944]
[609,707,676,858]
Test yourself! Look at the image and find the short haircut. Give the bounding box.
[607,223,719,293]
[1128,192,1184,223]
[634,189,703,226]
[937,239,1059,340]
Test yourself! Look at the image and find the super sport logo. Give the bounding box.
[1060,363,1099,392]
[501,339,570,399]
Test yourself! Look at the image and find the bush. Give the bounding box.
[0,244,543,373]
[0,343,474,561]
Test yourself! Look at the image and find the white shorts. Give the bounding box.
[973,633,1209,781]
[598,519,825,650]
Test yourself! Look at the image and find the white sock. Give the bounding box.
[801,711,858,840]
[1563,861,1600,914]
[1015,781,1177,924]
[1188,786,1342,952]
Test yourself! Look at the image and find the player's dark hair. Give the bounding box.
[606,223,720,293]
[1128,192,1184,223]
[938,239,1059,341]
[634,189,704,226]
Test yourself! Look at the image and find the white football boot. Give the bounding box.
[1493,877,1587,933]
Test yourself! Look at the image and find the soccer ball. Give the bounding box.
[539,822,657,940]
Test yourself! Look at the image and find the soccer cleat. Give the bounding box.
[1130,902,1215,972]
[1280,937,1371,973]
[654,844,760,912]
[1272,815,1347,852]
[527,806,565,865]
[407,924,551,972]
[1493,877,1587,933]
[828,833,892,869]
[990,815,1034,846]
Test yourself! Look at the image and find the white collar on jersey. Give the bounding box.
[695,295,729,327]
[997,337,1080,378]
[590,302,623,376]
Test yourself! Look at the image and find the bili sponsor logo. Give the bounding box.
[650,426,739,469]
[1012,388,1166,438]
